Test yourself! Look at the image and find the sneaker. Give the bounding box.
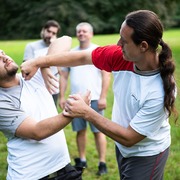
[74,158,87,168]
[96,162,108,176]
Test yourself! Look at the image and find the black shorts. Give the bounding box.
[39,163,83,180]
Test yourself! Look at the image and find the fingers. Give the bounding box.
[62,100,74,117]
[20,63,32,80]
[20,60,39,80]
[85,90,91,97]
[68,94,81,101]
[21,72,32,80]
[63,109,71,117]
[82,90,91,105]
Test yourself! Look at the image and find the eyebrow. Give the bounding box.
[47,29,57,35]
[0,50,5,55]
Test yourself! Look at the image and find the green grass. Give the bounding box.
[0,29,180,180]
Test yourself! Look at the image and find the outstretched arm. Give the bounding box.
[20,36,72,80]
[63,94,145,147]
[20,36,93,80]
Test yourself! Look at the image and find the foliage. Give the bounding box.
[0,0,180,39]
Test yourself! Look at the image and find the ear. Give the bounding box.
[40,28,45,38]
[140,41,148,52]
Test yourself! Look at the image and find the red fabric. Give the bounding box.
[92,45,133,72]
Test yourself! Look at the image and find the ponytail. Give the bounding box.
[159,39,178,121]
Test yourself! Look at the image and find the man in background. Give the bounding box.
[59,22,111,176]
[23,20,61,106]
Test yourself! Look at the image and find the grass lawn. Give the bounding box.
[0,29,180,180]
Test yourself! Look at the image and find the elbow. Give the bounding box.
[33,137,44,141]
[119,136,145,147]
[124,141,135,147]
[117,139,137,147]
[122,141,135,147]
[31,132,46,141]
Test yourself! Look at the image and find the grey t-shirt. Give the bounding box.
[0,78,28,139]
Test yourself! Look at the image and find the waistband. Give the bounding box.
[39,163,71,180]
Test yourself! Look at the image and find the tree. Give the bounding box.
[0,0,179,39]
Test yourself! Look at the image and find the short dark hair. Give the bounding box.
[43,20,61,33]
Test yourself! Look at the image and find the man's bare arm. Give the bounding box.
[16,114,72,140]
[20,36,73,80]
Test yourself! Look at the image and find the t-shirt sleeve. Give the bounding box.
[23,44,34,61]
[92,45,133,72]
[0,100,29,139]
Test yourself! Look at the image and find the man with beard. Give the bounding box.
[0,36,85,180]
[23,20,61,106]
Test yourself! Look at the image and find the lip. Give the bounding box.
[6,60,13,67]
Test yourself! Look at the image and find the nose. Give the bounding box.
[3,56,11,63]
[0,50,5,55]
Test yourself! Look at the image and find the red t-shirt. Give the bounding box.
[92,45,133,72]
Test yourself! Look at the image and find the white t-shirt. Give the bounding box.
[0,74,70,179]
[112,70,170,157]
[62,44,102,100]
[92,45,171,158]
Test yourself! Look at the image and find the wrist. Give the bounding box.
[36,56,49,68]
[83,105,92,120]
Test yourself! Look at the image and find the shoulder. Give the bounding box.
[71,46,79,51]
[90,43,99,49]
[25,40,43,48]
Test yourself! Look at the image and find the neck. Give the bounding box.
[135,52,159,71]
[0,75,20,88]
[79,41,91,50]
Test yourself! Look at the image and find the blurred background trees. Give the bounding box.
[0,0,180,39]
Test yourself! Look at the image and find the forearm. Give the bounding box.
[60,83,67,98]
[16,113,72,141]
[35,113,72,140]
[35,50,92,68]
[59,72,68,98]
[83,107,144,147]
[20,37,93,80]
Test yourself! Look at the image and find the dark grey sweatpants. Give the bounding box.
[115,146,169,180]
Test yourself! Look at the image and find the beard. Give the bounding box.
[44,37,51,45]
[0,65,18,84]
[7,65,19,76]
